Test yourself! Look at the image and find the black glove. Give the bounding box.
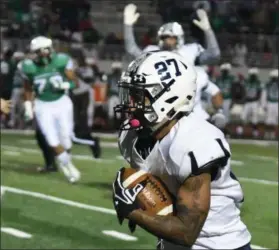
[112,167,146,226]
[128,219,137,233]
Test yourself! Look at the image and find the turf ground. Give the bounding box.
[0,132,278,249]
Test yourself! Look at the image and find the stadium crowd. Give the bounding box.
[1,44,278,140]
[1,0,278,66]
[0,0,278,140]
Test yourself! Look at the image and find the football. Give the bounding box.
[122,167,173,216]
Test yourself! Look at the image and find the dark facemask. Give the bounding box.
[34,48,52,66]
[161,43,174,51]
[271,77,278,83]
[221,70,230,78]
[112,68,122,76]
[249,74,258,82]
[160,36,176,51]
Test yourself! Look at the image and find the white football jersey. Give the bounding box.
[193,66,220,120]
[119,113,251,249]
[143,43,204,66]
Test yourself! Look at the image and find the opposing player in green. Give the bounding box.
[215,63,235,123]
[241,68,262,137]
[21,36,80,183]
[261,69,278,139]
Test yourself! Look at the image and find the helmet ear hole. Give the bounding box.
[165,96,178,104]
[186,95,192,100]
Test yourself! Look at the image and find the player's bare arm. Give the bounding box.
[205,80,224,110]
[23,79,34,121]
[212,91,223,110]
[128,171,211,246]
[24,80,33,101]
[65,69,79,87]
[23,79,34,100]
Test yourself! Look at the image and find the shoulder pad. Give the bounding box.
[21,59,36,74]
[143,45,160,53]
[54,53,70,66]
[169,117,230,183]
[56,52,70,59]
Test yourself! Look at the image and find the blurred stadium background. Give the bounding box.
[0,1,278,249]
[1,0,278,138]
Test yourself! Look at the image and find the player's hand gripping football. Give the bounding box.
[112,167,145,230]
[193,9,212,31]
[123,4,140,25]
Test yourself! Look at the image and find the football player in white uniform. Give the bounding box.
[194,66,226,129]
[123,4,220,65]
[112,51,251,250]
[123,4,226,129]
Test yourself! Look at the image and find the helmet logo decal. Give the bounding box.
[132,74,146,84]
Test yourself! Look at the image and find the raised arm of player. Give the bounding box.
[193,9,220,64]
[128,171,211,247]
[123,4,143,57]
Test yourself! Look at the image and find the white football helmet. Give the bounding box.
[30,36,53,52]
[269,69,278,78]
[157,22,184,50]
[220,63,232,71]
[248,67,259,75]
[114,51,197,131]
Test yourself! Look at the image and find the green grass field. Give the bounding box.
[1,132,278,249]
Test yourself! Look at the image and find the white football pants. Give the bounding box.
[34,95,74,149]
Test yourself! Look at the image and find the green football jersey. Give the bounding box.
[245,78,261,101]
[265,80,278,103]
[215,75,234,100]
[21,53,72,101]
